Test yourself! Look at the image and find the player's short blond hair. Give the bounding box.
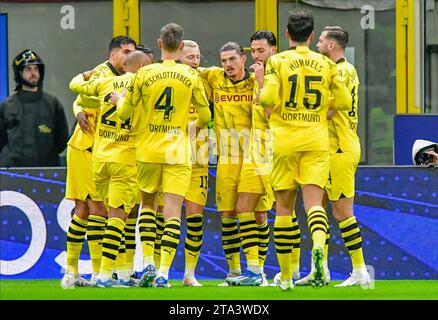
[182,40,199,49]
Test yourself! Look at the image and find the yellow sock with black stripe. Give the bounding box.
[290,210,301,275]
[114,233,129,281]
[339,216,366,269]
[274,215,293,281]
[125,218,137,275]
[86,214,106,274]
[307,206,328,249]
[184,214,203,277]
[222,216,241,275]
[99,217,125,280]
[158,217,181,278]
[139,208,156,267]
[324,227,330,268]
[66,214,88,275]
[257,220,270,272]
[154,211,165,269]
[238,212,259,272]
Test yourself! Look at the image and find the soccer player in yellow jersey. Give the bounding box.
[117,23,211,288]
[69,50,153,287]
[260,10,352,290]
[311,26,370,287]
[61,36,136,288]
[201,42,265,286]
[178,40,210,286]
[230,30,277,286]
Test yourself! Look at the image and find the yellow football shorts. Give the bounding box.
[137,161,192,197]
[216,161,274,212]
[185,166,209,206]
[93,161,138,214]
[271,150,329,191]
[238,162,274,212]
[326,151,360,201]
[65,146,102,202]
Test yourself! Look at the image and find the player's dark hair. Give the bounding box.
[136,44,155,61]
[323,26,349,49]
[220,42,244,56]
[250,30,277,47]
[287,10,314,43]
[159,23,184,52]
[109,36,137,53]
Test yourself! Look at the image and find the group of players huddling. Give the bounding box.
[61,9,371,291]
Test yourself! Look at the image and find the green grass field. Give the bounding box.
[1,280,438,300]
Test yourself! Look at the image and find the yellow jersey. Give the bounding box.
[260,46,351,152]
[68,61,120,151]
[69,72,138,165]
[200,67,254,161]
[117,60,211,165]
[328,58,360,154]
[251,80,273,166]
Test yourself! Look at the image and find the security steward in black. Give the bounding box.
[0,49,69,167]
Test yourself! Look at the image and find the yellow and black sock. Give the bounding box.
[184,214,203,277]
[138,208,156,267]
[238,212,259,272]
[339,216,366,269]
[100,217,125,279]
[159,217,181,278]
[114,233,129,281]
[66,214,88,275]
[154,211,165,269]
[257,220,270,272]
[86,214,106,274]
[274,215,293,280]
[307,206,328,249]
[124,218,137,275]
[221,216,241,274]
[290,211,301,275]
[324,227,330,268]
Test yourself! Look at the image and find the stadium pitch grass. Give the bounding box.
[1,280,438,300]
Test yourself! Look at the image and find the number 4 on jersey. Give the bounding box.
[155,87,175,121]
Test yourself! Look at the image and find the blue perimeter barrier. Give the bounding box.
[1,166,437,280]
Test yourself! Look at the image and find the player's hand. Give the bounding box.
[110,89,126,105]
[82,70,95,81]
[249,61,265,87]
[76,111,93,134]
[264,107,272,119]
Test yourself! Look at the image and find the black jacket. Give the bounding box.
[0,89,69,167]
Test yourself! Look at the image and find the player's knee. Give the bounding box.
[255,211,267,224]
